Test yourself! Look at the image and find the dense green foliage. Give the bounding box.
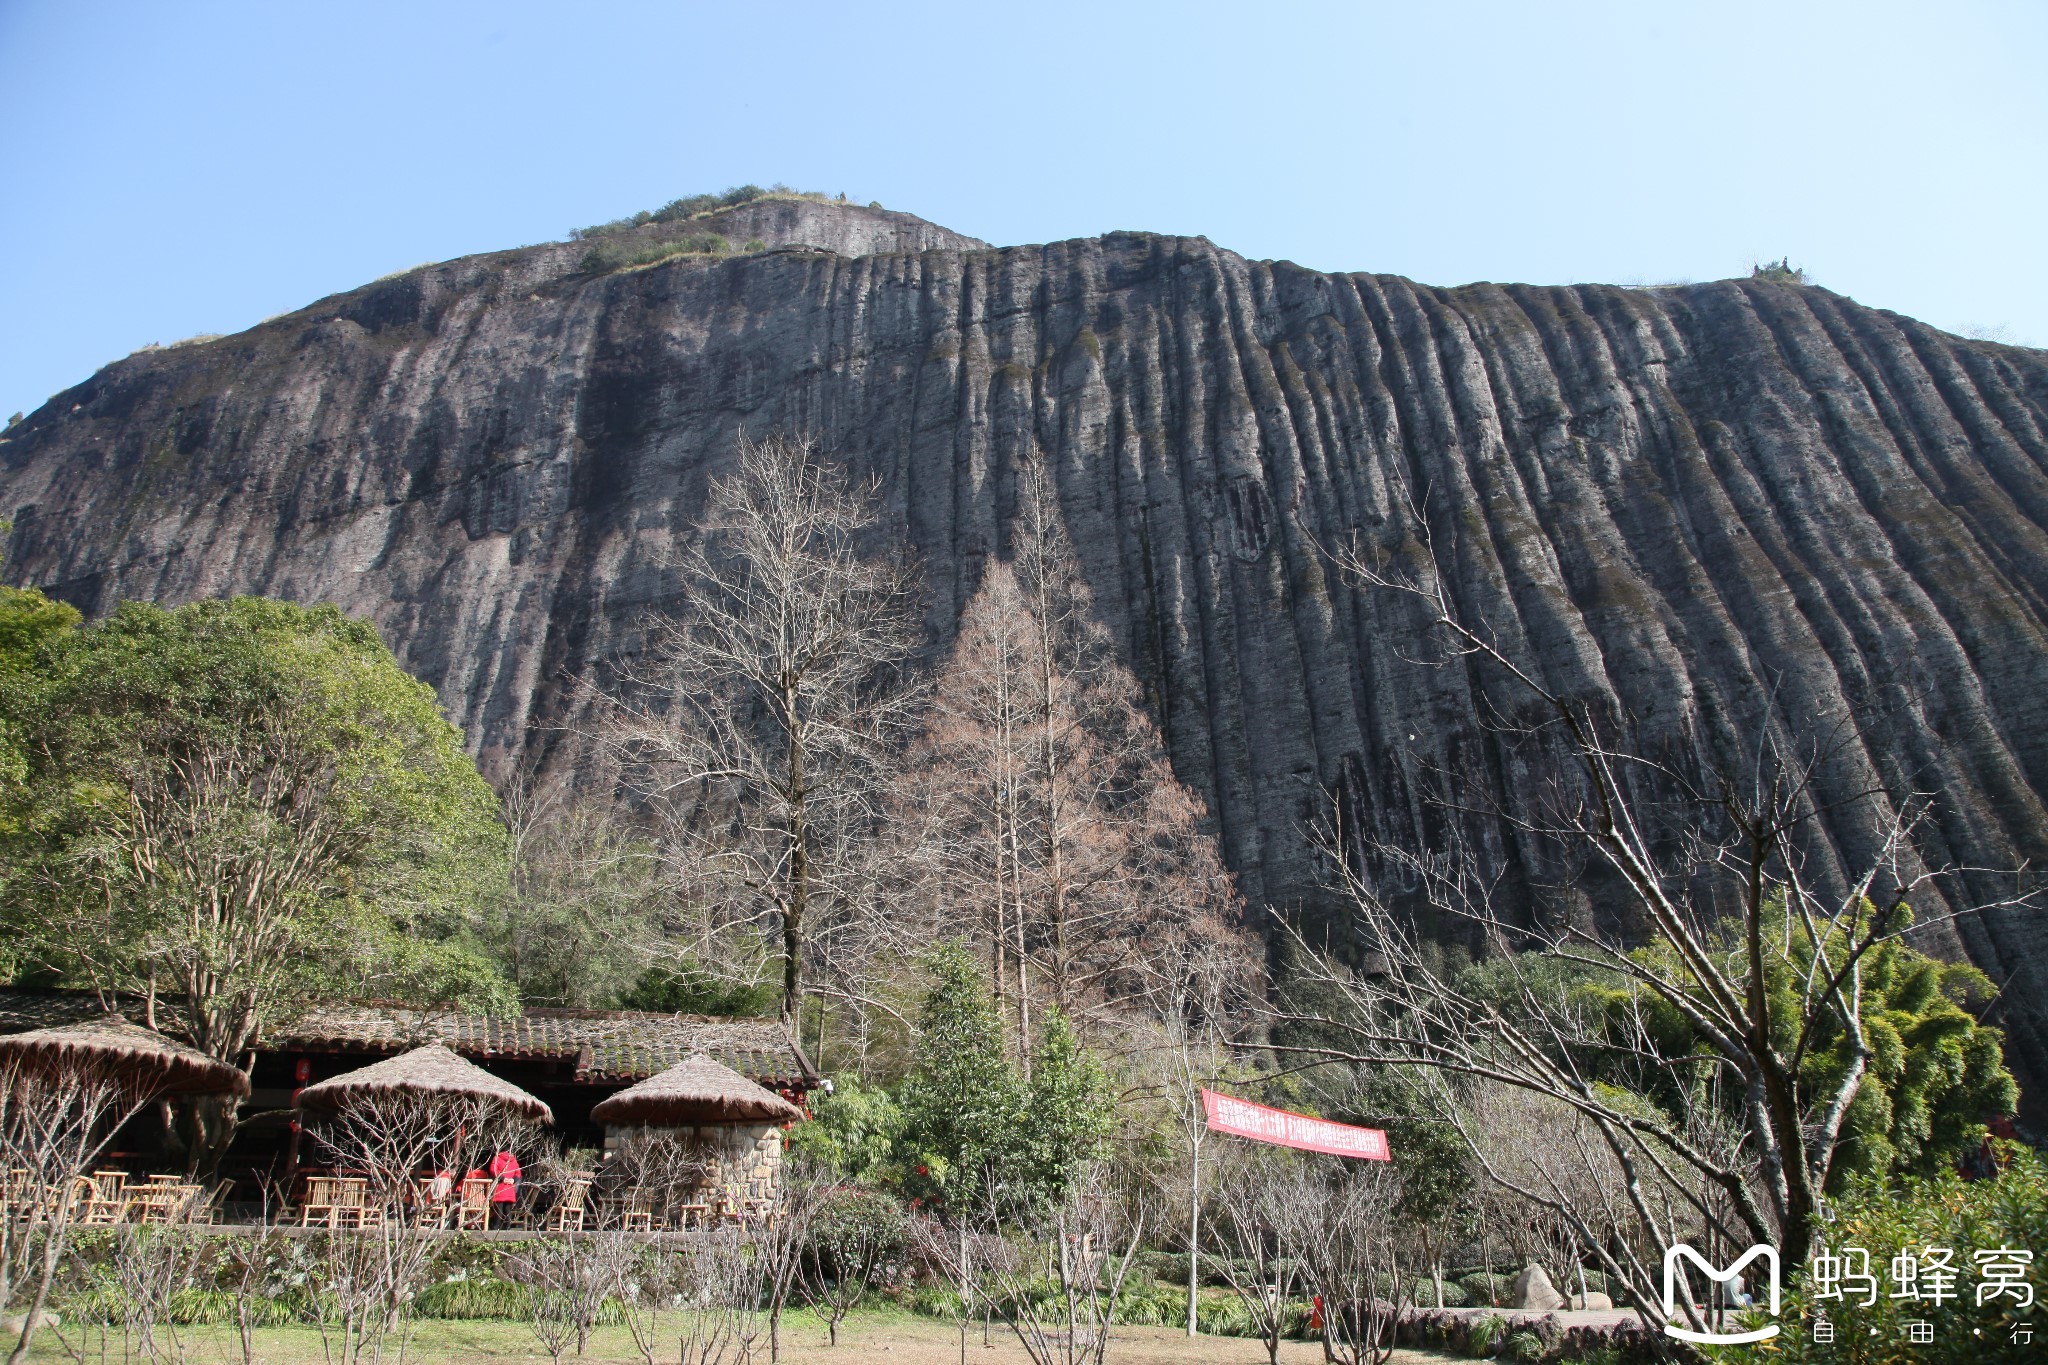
[894,942,1113,1214]
[788,1074,903,1181]
[0,596,515,1046]
[1778,1143,2048,1364]
[1580,901,2015,1187]
[616,959,779,1017]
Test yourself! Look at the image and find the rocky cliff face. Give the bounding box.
[6,202,2047,1087]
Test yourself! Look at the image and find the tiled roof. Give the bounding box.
[0,990,813,1088]
[270,1005,813,1086]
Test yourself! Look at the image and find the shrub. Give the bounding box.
[1465,1313,1508,1357]
[1413,1275,1469,1306]
[1458,1271,1508,1306]
[572,184,832,240]
[578,234,730,275]
[414,1275,533,1319]
[1776,1139,2048,1364]
[1751,257,1809,284]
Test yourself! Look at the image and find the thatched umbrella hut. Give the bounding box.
[591,1054,803,1212]
[295,1043,552,1123]
[590,1054,803,1127]
[0,1015,250,1098]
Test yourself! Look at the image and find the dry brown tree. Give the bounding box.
[507,1234,613,1363]
[896,456,1257,1047]
[1129,920,1265,1340]
[1273,526,2044,1335]
[588,431,924,1027]
[677,1224,770,1365]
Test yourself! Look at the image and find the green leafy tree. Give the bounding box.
[1778,1143,2048,1364]
[895,943,1113,1216]
[1583,898,2015,1189]
[617,961,781,1017]
[895,942,1025,1213]
[786,1074,902,1182]
[0,588,80,855]
[1,596,513,1169]
[1014,1009,1114,1206]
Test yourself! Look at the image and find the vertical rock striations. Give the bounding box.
[5,206,2047,1087]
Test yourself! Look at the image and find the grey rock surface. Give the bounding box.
[4,203,2047,1094]
[1510,1265,1567,1312]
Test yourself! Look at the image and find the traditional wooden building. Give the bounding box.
[0,989,818,1195]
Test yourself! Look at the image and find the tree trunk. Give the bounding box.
[781,685,808,1025]
[1186,1151,1201,1336]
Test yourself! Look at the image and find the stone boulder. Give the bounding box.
[1509,1263,1567,1311]
[1569,1291,1615,1311]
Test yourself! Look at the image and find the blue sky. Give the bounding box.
[2,0,2042,421]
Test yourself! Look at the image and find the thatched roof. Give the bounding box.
[0,989,819,1090]
[0,1015,250,1097]
[295,1043,553,1123]
[590,1053,805,1126]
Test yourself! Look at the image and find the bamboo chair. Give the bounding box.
[412,1177,454,1228]
[617,1188,663,1233]
[333,1178,383,1230]
[76,1170,129,1224]
[547,1175,593,1232]
[299,1175,341,1228]
[457,1175,492,1231]
[138,1184,203,1225]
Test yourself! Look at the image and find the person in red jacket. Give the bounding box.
[489,1149,522,1213]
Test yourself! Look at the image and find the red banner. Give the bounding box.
[1202,1089,1390,1160]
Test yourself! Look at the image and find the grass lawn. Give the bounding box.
[41,1307,1459,1363]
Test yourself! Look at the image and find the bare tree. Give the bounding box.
[507,1235,611,1362]
[1141,950,1261,1340]
[1273,529,2044,1333]
[678,1225,769,1365]
[1281,1160,1407,1365]
[493,776,661,1008]
[105,1222,210,1363]
[596,1127,709,1228]
[975,1165,1146,1365]
[591,431,923,1025]
[802,1186,904,1346]
[0,1056,202,1365]
[595,1232,676,1365]
[751,1158,825,1363]
[905,1215,997,1365]
[303,1091,541,1363]
[1209,1153,1315,1365]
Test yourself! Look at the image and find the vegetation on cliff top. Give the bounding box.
[570,182,840,241]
